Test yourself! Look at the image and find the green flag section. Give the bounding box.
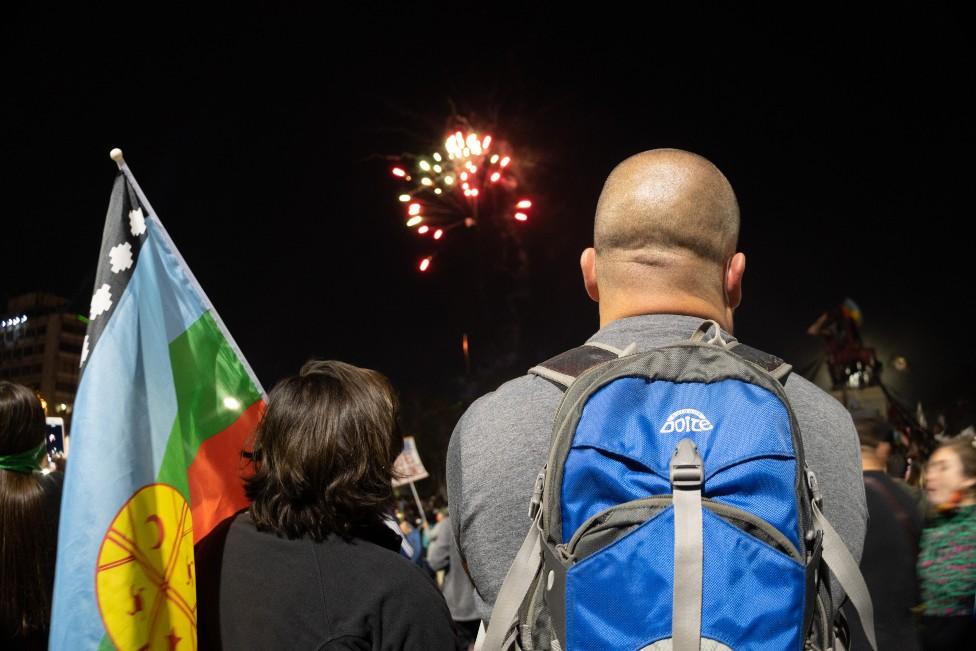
[157,310,264,541]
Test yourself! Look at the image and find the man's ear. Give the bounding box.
[581,248,599,302]
[724,252,746,310]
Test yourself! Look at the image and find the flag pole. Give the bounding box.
[408,481,430,534]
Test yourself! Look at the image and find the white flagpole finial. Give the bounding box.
[109,148,124,168]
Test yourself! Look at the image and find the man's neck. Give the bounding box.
[599,295,731,332]
[861,454,886,472]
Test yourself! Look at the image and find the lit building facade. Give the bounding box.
[0,293,86,423]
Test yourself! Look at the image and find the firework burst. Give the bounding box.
[389,128,533,272]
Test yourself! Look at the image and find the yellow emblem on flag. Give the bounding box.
[96,483,196,650]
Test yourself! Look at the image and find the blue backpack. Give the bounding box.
[484,323,875,651]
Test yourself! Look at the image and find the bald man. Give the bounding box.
[446,149,866,627]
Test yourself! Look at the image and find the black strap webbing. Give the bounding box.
[728,342,792,385]
[529,345,618,389]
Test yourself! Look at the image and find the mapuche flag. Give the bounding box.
[50,155,265,650]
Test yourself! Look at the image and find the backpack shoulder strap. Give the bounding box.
[483,510,543,650]
[813,500,878,650]
[690,319,793,385]
[728,342,793,385]
[528,342,634,390]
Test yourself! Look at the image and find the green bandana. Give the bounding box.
[0,442,46,474]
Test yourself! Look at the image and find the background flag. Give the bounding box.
[49,154,265,650]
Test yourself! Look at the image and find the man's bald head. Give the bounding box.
[595,149,739,265]
[582,149,746,329]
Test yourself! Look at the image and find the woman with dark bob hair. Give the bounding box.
[1,382,62,650]
[196,360,459,650]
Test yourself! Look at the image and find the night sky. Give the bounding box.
[3,6,973,458]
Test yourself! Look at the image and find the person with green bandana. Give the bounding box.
[0,381,63,650]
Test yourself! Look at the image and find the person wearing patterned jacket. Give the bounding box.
[918,434,976,649]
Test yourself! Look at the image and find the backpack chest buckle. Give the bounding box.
[669,439,704,490]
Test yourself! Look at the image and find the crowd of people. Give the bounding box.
[395,499,481,649]
[3,150,975,650]
[850,418,976,649]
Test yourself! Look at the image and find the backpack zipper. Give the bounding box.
[562,494,802,564]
